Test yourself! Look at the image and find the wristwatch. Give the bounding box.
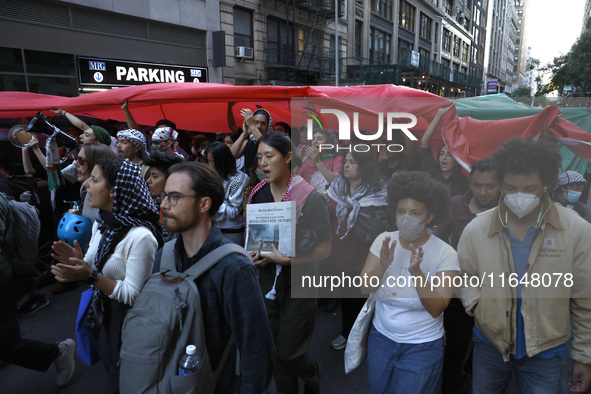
[85,269,98,285]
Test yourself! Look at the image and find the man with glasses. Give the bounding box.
[148,162,275,393]
[552,170,587,220]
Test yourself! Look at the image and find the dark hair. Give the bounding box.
[492,137,561,186]
[204,141,237,180]
[155,119,177,130]
[97,156,125,189]
[291,154,302,171]
[257,131,291,157]
[274,121,291,136]
[144,150,185,178]
[387,171,450,227]
[342,151,381,193]
[470,158,498,183]
[224,133,238,143]
[168,162,224,216]
[83,143,117,173]
[191,135,209,148]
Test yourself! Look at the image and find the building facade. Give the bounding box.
[0,0,220,95]
[2,0,494,97]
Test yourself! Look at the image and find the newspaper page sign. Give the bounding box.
[246,201,296,257]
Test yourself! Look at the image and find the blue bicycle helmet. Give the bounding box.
[57,213,93,250]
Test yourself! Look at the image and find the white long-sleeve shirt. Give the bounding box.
[84,221,157,306]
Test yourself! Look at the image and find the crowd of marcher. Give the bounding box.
[1,101,591,394]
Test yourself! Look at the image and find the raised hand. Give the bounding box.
[51,257,92,283]
[379,237,396,271]
[408,244,424,276]
[240,108,255,130]
[51,240,84,265]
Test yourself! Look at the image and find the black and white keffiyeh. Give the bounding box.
[327,176,388,240]
[86,159,163,331]
[117,129,147,153]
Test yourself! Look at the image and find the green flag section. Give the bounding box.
[453,94,591,175]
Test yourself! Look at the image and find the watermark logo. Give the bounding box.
[305,109,417,153]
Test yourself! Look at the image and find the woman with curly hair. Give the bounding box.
[360,171,460,393]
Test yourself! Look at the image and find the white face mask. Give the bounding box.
[504,192,540,219]
[396,214,426,242]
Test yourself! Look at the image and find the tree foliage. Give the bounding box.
[543,32,591,95]
[512,86,532,97]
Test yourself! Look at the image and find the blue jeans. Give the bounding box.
[366,324,444,394]
[472,333,562,394]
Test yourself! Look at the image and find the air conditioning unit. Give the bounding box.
[235,46,254,59]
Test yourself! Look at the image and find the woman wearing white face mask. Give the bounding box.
[552,170,587,220]
[360,171,460,394]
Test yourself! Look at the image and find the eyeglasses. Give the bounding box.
[160,192,197,206]
[75,156,86,165]
[152,139,170,145]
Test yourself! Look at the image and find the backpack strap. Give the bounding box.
[159,239,177,271]
[184,243,250,280]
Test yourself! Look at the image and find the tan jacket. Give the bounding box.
[457,196,591,363]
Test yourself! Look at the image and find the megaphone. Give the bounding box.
[28,111,78,150]
[8,124,33,148]
[9,111,79,150]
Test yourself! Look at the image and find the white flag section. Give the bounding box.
[246,201,296,257]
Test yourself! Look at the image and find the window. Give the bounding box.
[234,7,253,48]
[0,47,76,96]
[372,0,392,20]
[462,42,469,62]
[355,21,363,58]
[443,29,451,52]
[444,0,453,15]
[453,37,460,57]
[399,1,416,32]
[471,46,478,63]
[369,27,391,62]
[420,13,432,40]
[267,18,289,64]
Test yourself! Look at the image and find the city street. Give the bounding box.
[1,282,369,394]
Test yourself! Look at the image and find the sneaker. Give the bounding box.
[16,294,49,317]
[330,335,347,350]
[54,338,76,387]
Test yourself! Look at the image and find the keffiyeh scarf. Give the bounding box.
[327,176,388,240]
[117,129,147,153]
[86,159,164,332]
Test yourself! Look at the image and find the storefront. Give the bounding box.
[0,0,213,96]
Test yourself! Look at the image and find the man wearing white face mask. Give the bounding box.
[457,137,591,394]
[552,170,587,220]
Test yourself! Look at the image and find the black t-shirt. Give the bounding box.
[251,183,331,293]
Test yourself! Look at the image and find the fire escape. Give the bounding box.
[265,0,337,84]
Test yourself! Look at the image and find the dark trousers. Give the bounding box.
[340,297,367,339]
[95,297,128,394]
[441,297,474,394]
[0,277,59,371]
[260,266,319,394]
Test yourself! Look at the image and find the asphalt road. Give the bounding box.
[1,282,580,394]
[1,284,368,394]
